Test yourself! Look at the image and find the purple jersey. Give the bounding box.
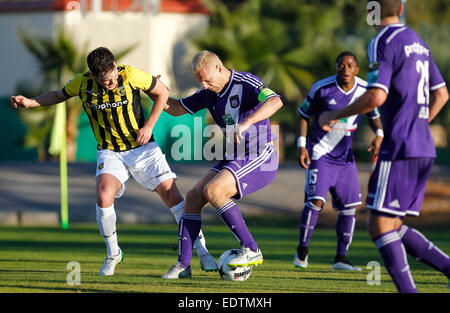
[299,75,380,162]
[367,24,446,160]
[180,70,280,159]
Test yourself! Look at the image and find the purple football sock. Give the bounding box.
[373,230,418,293]
[217,200,258,252]
[398,225,450,278]
[298,202,321,248]
[177,213,202,268]
[336,208,356,257]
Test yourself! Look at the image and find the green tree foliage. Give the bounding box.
[191,0,354,132]
[192,0,450,150]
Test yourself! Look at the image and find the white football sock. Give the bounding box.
[96,204,119,256]
[170,200,209,256]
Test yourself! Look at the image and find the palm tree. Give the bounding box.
[16,28,134,161]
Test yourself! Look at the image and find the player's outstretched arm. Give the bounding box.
[164,97,189,117]
[151,75,187,117]
[319,88,387,132]
[11,90,70,109]
[428,86,449,124]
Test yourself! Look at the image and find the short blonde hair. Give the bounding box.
[192,50,223,74]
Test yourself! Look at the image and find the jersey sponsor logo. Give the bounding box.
[87,99,128,110]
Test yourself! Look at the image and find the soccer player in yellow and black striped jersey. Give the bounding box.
[11,47,217,276]
[63,64,157,151]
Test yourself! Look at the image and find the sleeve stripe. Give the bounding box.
[146,76,157,93]
[61,87,71,97]
[308,76,335,98]
[368,83,389,94]
[369,25,391,63]
[262,94,281,102]
[179,99,195,115]
[430,82,446,91]
[234,72,262,86]
[386,27,407,44]
[234,72,262,89]
[298,107,310,118]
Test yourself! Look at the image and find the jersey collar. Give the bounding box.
[218,69,235,98]
[335,75,358,96]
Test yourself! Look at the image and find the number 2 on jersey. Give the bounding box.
[416,60,430,119]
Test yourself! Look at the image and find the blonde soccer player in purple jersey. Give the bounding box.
[161,50,283,279]
[319,0,449,292]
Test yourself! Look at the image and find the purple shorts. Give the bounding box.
[305,158,362,210]
[212,144,278,199]
[366,158,434,217]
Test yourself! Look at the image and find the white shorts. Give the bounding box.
[95,141,177,198]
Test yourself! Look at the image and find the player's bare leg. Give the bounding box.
[96,173,124,276]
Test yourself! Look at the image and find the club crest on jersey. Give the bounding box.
[118,86,126,96]
[98,162,104,170]
[230,95,240,108]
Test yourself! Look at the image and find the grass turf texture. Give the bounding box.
[0,221,448,293]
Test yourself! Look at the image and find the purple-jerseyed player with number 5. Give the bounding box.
[294,52,383,271]
[161,50,283,279]
[319,0,449,293]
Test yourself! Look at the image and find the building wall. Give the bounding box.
[0,12,61,96]
[0,10,208,96]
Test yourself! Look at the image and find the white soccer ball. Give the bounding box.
[217,249,252,281]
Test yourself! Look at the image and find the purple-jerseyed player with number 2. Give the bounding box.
[319,0,449,292]
[161,50,283,279]
[294,51,383,271]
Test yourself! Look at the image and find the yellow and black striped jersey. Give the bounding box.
[62,65,156,152]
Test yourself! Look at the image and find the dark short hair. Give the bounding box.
[336,51,359,66]
[87,47,116,76]
[368,0,402,18]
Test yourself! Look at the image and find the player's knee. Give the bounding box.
[97,191,115,208]
[203,183,219,203]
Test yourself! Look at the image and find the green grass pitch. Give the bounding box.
[0,222,448,293]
